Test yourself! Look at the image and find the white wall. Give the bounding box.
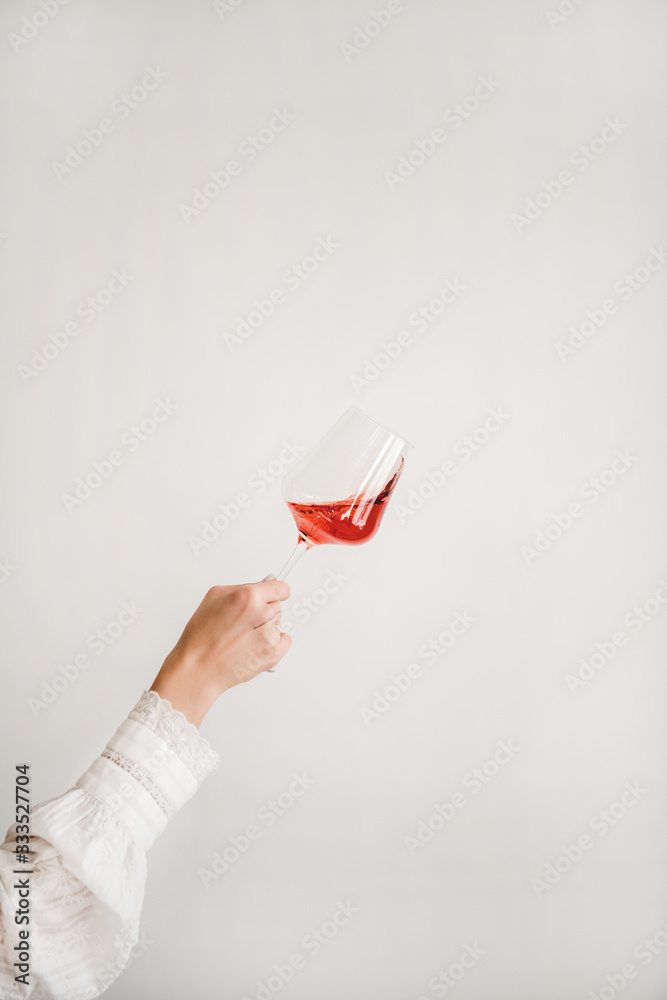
[1,1,666,997]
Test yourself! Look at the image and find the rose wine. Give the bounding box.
[286,459,404,546]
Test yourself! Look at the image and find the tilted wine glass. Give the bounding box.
[276,405,412,580]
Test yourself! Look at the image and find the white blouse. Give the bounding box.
[0,690,220,999]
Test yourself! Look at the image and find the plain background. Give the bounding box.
[1,1,666,997]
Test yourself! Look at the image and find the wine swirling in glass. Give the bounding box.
[276,406,412,579]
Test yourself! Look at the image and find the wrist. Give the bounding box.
[150,650,224,728]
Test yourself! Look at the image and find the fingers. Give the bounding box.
[257,613,291,653]
[260,630,292,672]
[242,581,289,628]
[254,577,290,602]
[274,630,292,662]
[235,617,290,681]
[213,579,289,605]
[256,610,283,647]
[254,599,282,629]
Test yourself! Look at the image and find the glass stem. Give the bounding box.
[277,537,309,580]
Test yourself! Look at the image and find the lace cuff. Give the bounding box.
[128,689,220,782]
[74,690,220,852]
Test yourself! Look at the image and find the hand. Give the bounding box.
[149,577,291,727]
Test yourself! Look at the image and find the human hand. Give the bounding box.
[149,577,291,727]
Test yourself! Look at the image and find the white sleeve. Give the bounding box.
[0,690,220,1000]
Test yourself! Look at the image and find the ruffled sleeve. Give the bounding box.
[0,691,219,1000]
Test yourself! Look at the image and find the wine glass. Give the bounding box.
[276,405,413,580]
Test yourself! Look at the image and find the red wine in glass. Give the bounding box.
[277,407,412,578]
[286,459,404,547]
